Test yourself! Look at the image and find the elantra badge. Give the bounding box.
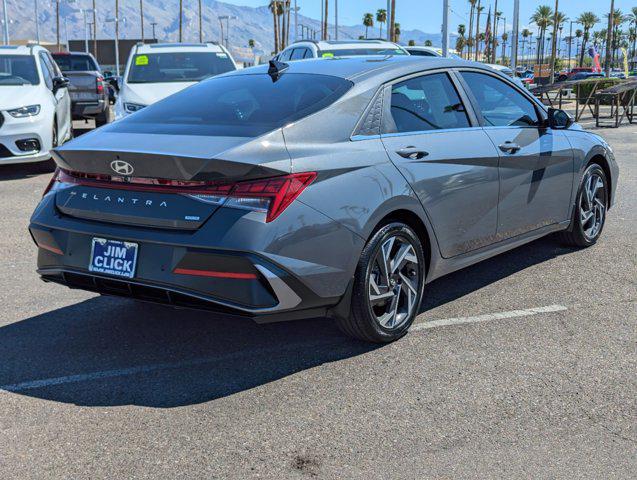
[110,160,134,176]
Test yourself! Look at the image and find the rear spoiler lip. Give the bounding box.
[50,148,289,183]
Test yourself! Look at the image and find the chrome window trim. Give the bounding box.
[380,126,482,139]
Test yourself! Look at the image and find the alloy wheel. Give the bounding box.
[580,171,606,241]
[368,235,420,330]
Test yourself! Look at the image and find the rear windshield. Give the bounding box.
[320,48,408,57]
[127,51,235,83]
[110,73,353,137]
[0,55,39,85]
[52,54,99,72]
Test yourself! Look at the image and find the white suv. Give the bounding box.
[114,42,237,120]
[275,39,409,61]
[0,45,72,165]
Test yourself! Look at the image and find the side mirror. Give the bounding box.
[107,76,120,92]
[52,76,70,93]
[548,107,573,130]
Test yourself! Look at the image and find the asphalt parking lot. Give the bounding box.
[0,121,635,479]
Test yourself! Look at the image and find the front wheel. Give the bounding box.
[336,222,426,343]
[558,163,608,247]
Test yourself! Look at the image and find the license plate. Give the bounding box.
[71,92,97,101]
[89,238,138,279]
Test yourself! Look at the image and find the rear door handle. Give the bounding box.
[498,142,521,154]
[396,147,429,160]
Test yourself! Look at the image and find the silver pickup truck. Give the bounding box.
[51,52,112,127]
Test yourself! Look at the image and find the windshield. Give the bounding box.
[52,54,99,72]
[0,55,39,85]
[320,48,408,57]
[127,51,235,83]
[110,73,353,137]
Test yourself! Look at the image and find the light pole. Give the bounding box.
[151,22,157,40]
[105,16,121,76]
[82,9,96,53]
[179,0,183,42]
[140,0,144,41]
[549,0,559,84]
[2,0,9,45]
[218,15,237,48]
[294,0,298,42]
[334,0,338,40]
[511,0,520,70]
[441,0,449,57]
[34,0,40,43]
[198,0,202,42]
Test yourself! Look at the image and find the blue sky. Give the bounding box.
[227,1,635,32]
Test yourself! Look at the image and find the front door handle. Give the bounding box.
[396,147,429,160]
[499,142,521,154]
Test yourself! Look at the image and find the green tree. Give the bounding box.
[530,5,554,64]
[577,11,600,67]
[467,0,477,59]
[363,13,374,39]
[424,39,433,47]
[408,39,416,46]
[376,9,387,38]
[394,22,401,42]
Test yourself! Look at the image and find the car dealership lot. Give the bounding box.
[0,124,635,478]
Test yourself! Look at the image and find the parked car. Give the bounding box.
[570,72,604,81]
[0,44,72,165]
[404,46,462,59]
[52,51,111,127]
[274,39,409,61]
[113,42,237,120]
[30,56,618,342]
[558,67,595,82]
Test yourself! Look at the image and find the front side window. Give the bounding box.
[127,51,235,83]
[461,71,539,127]
[38,53,53,89]
[0,55,40,85]
[110,73,353,137]
[290,48,306,60]
[388,72,470,133]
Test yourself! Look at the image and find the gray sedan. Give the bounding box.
[30,56,618,343]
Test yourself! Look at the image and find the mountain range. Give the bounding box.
[3,0,450,61]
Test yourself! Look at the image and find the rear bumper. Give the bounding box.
[29,192,362,321]
[71,99,107,118]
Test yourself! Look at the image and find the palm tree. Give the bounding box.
[629,7,637,60]
[606,9,627,66]
[577,12,599,67]
[424,40,433,47]
[390,0,397,42]
[376,9,387,38]
[474,1,484,61]
[521,28,531,65]
[394,23,401,43]
[363,13,374,39]
[501,31,508,63]
[530,5,553,64]
[467,0,477,59]
[456,24,466,57]
[269,1,280,53]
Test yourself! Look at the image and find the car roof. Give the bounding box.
[230,55,493,84]
[134,42,225,54]
[0,44,43,56]
[289,39,403,50]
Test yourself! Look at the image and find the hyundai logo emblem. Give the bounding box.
[110,160,134,176]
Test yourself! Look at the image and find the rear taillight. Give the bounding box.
[47,169,317,222]
[42,168,60,196]
[96,76,104,94]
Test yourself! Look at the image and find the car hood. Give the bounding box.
[121,82,196,106]
[0,85,43,110]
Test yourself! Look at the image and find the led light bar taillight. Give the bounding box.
[46,169,317,222]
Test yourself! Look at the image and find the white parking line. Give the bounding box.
[0,304,567,393]
[411,304,568,332]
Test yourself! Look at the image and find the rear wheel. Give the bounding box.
[558,163,608,247]
[336,222,425,343]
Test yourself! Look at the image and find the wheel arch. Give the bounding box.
[586,153,613,209]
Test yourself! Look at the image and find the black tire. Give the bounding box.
[335,222,426,343]
[558,163,608,248]
[95,109,111,128]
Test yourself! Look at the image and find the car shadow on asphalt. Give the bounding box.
[0,236,575,409]
[0,162,56,181]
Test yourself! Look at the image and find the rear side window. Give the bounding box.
[407,49,438,57]
[279,49,294,61]
[290,48,306,60]
[110,73,353,137]
[461,72,539,127]
[52,54,98,72]
[388,72,470,133]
